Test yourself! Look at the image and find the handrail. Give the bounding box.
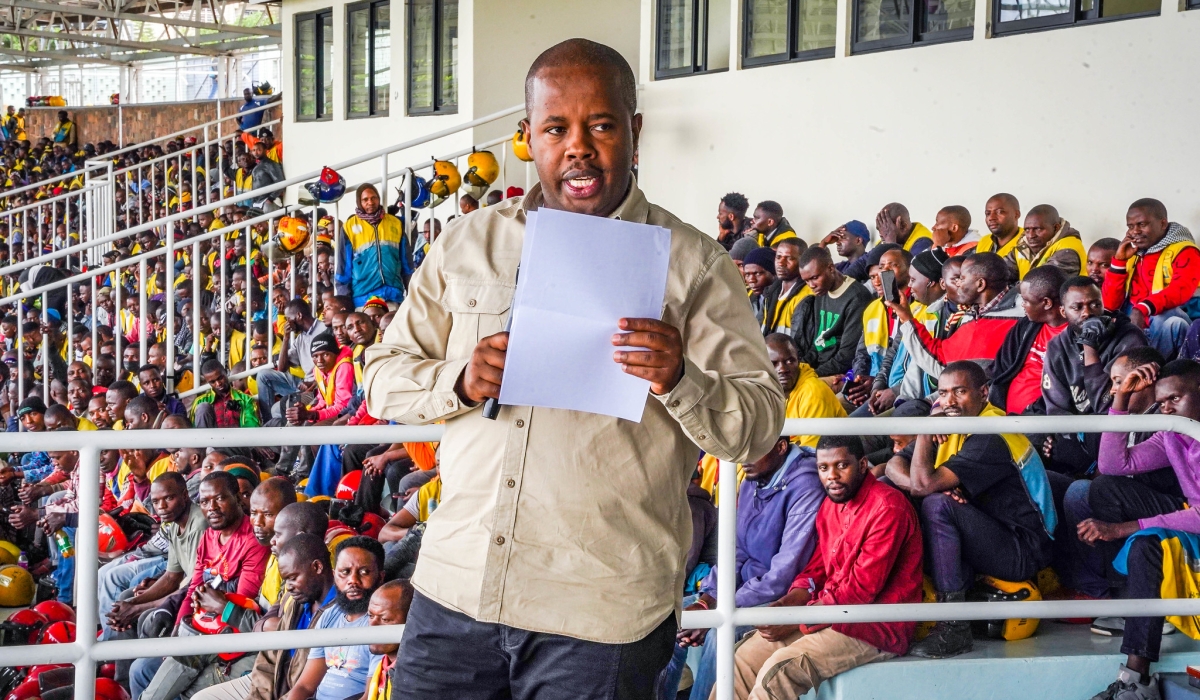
[0,102,527,280]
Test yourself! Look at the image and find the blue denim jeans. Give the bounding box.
[50,526,76,605]
[1144,306,1189,359]
[254,369,301,418]
[130,655,164,700]
[1060,481,1111,598]
[98,556,167,641]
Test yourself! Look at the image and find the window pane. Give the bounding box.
[321,13,333,117]
[439,0,458,109]
[658,0,695,71]
[409,0,434,111]
[856,0,912,43]
[348,7,370,116]
[1101,0,1158,17]
[297,18,316,118]
[797,0,837,51]
[996,0,1069,21]
[746,0,788,58]
[373,3,390,115]
[923,0,974,32]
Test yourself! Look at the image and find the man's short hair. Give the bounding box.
[335,535,385,571]
[279,501,329,536]
[755,200,784,221]
[153,471,188,491]
[940,205,972,230]
[764,333,798,354]
[125,395,158,419]
[1158,359,1200,384]
[1129,198,1169,221]
[200,470,239,497]
[1027,203,1060,224]
[798,246,831,269]
[774,238,807,254]
[963,252,1008,290]
[721,192,749,217]
[255,476,298,506]
[1116,346,1166,369]
[526,39,636,116]
[815,435,865,461]
[279,532,329,567]
[200,359,226,377]
[138,364,160,377]
[1022,265,1067,304]
[376,579,415,610]
[107,380,138,401]
[988,193,1020,210]
[285,298,313,318]
[943,360,988,389]
[1059,275,1099,300]
[44,403,74,425]
[1090,237,1121,254]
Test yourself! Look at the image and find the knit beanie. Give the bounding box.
[911,248,949,281]
[743,247,776,272]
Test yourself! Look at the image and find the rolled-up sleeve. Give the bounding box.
[656,251,786,464]
[362,240,473,425]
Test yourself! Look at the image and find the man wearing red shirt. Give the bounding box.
[728,436,923,700]
[1102,198,1199,358]
[989,265,1069,414]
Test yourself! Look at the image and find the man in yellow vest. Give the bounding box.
[875,202,933,255]
[1014,204,1086,279]
[1102,198,1200,358]
[976,193,1023,265]
[759,239,809,335]
[765,333,845,447]
[749,200,800,248]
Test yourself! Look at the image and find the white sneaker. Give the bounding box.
[1090,618,1177,636]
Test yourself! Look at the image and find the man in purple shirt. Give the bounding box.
[662,437,825,700]
[1077,358,1200,700]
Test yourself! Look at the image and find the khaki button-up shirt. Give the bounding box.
[363,181,784,643]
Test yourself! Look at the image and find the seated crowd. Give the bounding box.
[0,188,1196,700]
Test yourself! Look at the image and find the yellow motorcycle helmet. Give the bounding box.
[0,540,19,566]
[973,576,1041,641]
[428,159,462,199]
[511,128,533,162]
[463,150,499,199]
[272,215,311,258]
[0,563,34,607]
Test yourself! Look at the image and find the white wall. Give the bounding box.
[636,1,1200,246]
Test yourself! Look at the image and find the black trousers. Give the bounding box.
[341,443,410,513]
[1088,475,1185,589]
[1122,535,1166,662]
[394,591,676,700]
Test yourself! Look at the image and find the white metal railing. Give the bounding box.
[0,104,527,403]
[2,414,1200,700]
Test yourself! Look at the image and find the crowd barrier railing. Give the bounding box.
[2,414,1200,700]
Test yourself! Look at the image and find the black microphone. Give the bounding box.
[482,266,518,420]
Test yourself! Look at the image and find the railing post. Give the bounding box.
[41,292,49,406]
[139,258,148,367]
[90,276,98,372]
[166,216,176,393]
[73,445,101,700]
[715,459,738,700]
[193,240,201,385]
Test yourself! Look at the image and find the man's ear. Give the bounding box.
[518,119,532,155]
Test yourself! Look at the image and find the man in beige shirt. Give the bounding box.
[364,38,784,699]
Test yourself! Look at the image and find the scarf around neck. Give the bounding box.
[1144,222,1194,255]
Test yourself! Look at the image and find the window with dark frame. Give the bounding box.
[852,0,973,54]
[993,0,1158,35]
[295,9,334,121]
[408,0,458,115]
[347,0,390,118]
[655,0,731,80]
[743,0,837,67]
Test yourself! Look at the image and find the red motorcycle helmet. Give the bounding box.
[22,665,67,684]
[32,601,75,624]
[5,679,39,700]
[98,664,116,680]
[94,678,129,700]
[7,609,49,643]
[335,471,361,500]
[39,621,75,644]
[358,513,385,539]
[98,514,128,555]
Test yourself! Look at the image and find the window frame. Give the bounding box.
[655,0,715,80]
[742,0,836,68]
[294,8,334,122]
[991,0,1159,36]
[406,0,457,116]
[345,0,390,119]
[850,0,973,55]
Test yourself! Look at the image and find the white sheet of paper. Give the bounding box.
[498,207,672,422]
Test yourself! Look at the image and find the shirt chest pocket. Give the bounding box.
[441,278,514,358]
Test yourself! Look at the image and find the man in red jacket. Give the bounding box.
[1102,198,1199,358]
[727,435,923,700]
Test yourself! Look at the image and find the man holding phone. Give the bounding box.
[846,246,911,410]
[364,39,784,698]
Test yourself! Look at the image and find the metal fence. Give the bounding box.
[3,413,1200,700]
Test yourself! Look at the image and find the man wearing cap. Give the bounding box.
[742,246,777,326]
[364,39,782,697]
[820,220,872,278]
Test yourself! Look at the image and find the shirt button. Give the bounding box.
[698,434,708,441]
[494,535,506,545]
[417,413,425,420]
[446,400,454,407]
[515,419,525,428]
[669,400,680,408]
[468,299,477,307]
[506,479,515,488]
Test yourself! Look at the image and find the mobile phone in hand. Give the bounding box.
[880,270,899,304]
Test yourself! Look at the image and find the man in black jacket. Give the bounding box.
[790,246,873,385]
[760,239,808,335]
[989,265,1068,414]
[1041,276,1147,474]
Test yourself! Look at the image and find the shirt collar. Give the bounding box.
[761,444,801,491]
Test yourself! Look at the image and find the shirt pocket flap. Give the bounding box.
[442,278,514,315]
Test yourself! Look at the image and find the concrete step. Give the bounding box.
[801,622,1200,700]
